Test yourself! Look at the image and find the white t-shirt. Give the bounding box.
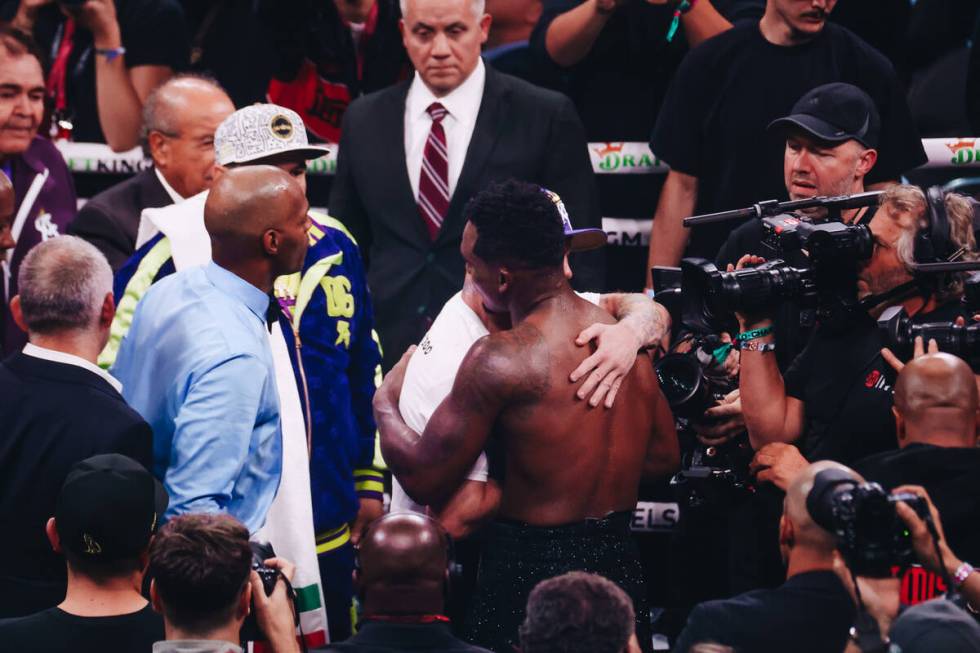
[391,290,601,513]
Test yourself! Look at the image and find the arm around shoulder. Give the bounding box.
[386,335,518,506]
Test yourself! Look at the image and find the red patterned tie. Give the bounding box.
[417,102,450,240]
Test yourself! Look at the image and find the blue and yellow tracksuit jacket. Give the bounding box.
[273,214,385,554]
[103,212,385,553]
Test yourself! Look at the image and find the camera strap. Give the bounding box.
[850,606,891,653]
[858,280,922,314]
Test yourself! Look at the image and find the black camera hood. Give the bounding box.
[806,467,858,533]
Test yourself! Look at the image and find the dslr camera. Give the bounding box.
[808,469,929,577]
[240,541,294,643]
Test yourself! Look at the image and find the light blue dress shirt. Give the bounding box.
[112,262,282,533]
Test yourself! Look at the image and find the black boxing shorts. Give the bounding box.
[461,511,651,653]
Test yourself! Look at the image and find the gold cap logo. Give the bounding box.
[270,115,293,140]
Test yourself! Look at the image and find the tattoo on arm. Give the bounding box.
[601,292,670,348]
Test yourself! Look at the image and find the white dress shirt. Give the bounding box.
[154,167,186,205]
[23,342,123,393]
[404,58,487,201]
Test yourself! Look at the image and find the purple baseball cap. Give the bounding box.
[541,187,607,252]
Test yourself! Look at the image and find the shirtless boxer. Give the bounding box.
[375,179,679,652]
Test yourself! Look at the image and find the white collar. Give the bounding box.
[22,342,123,393]
[406,57,486,125]
[154,167,186,204]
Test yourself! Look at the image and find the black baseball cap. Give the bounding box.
[55,454,169,561]
[768,83,881,149]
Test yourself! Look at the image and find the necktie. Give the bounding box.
[417,102,450,241]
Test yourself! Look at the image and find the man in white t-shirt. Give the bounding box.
[392,189,670,537]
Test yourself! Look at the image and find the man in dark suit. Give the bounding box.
[0,236,152,618]
[326,513,492,653]
[68,75,235,270]
[329,0,601,370]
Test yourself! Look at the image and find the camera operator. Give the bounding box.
[716,83,880,270]
[839,485,980,653]
[673,461,859,653]
[147,513,300,653]
[853,352,980,599]
[678,83,882,446]
[738,185,978,466]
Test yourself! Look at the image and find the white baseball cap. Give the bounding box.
[214,104,330,166]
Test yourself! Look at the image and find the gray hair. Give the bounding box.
[140,73,227,157]
[399,0,485,20]
[17,236,113,334]
[884,185,979,303]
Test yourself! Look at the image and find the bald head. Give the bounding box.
[359,513,449,585]
[783,461,863,554]
[205,166,309,284]
[894,353,979,448]
[143,74,235,197]
[357,513,450,615]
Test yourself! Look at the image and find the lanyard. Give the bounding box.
[345,0,379,81]
[46,18,76,113]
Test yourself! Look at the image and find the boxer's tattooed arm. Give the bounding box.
[599,292,670,349]
[571,293,670,408]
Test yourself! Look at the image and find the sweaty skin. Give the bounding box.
[379,224,679,525]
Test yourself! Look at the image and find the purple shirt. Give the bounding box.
[1,137,78,355]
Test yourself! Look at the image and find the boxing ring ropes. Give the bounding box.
[53,137,980,177]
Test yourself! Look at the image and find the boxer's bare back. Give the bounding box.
[401,289,679,526]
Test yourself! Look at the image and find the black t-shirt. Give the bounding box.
[181,0,273,108]
[855,443,980,566]
[673,570,856,653]
[652,21,926,260]
[0,0,190,144]
[783,302,965,465]
[530,0,763,141]
[0,604,163,653]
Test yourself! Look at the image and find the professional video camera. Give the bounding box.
[679,193,882,332]
[650,268,753,508]
[807,468,930,578]
[878,305,980,369]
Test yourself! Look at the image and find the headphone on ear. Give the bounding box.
[913,186,955,266]
[352,514,462,599]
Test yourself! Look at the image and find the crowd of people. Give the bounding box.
[0,0,979,652]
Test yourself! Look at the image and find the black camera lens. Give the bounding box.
[655,353,713,419]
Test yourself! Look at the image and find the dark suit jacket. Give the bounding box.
[323,621,493,652]
[329,65,603,370]
[68,168,174,270]
[0,352,153,618]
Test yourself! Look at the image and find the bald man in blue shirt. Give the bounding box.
[112,166,311,532]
